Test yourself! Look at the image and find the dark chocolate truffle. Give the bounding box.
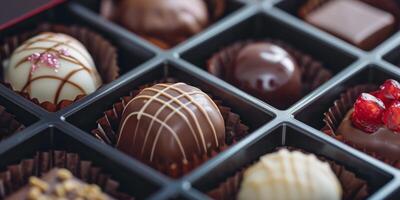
[337,109,400,161]
[303,0,395,50]
[116,83,225,164]
[232,42,302,108]
[115,0,209,48]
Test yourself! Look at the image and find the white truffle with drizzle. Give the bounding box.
[4,32,102,104]
[238,149,342,200]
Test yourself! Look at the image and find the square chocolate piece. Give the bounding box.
[305,0,395,50]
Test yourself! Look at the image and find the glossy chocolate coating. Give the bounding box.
[232,42,301,108]
[116,83,225,164]
[116,0,209,47]
[337,109,400,161]
[305,0,395,50]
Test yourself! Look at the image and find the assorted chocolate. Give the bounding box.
[6,168,113,200]
[92,79,248,177]
[232,42,302,107]
[0,150,133,200]
[208,148,369,200]
[238,149,342,200]
[337,109,400,162]
[323,80,400,168]
[117,82,226,165]
[101,0,226,48]
[0,24,119,111]
[4,32,102,105]
[299,0,400,50]
[2,0,400,199]
[207,40,331,109]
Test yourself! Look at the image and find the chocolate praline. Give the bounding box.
[231,42,302,108]
[4,32,102,104]
[6,168,113,200]
[337,109,400,161]
[303,0,395,50]
[114,0,209,48]
[116,83,225,164]
[238,150,342,200]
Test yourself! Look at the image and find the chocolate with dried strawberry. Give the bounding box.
[335,79,400,161]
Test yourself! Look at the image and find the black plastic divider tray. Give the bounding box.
[0,0,398,199]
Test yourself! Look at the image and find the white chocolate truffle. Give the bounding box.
[5,32,102,104]
[238,149,342,200]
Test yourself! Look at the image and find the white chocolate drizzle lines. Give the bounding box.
[118,83,223,162]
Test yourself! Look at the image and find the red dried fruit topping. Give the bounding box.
[379,79,400,100]
[351,93,385,133]
[382,101,400,133]
[371,90,394,107]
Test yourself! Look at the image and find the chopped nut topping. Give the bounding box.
[27,187,42,200]
[54,184,65,197]
[29,177,49,192]
[22,169,111,199]
[56,168,72,181]
[62,180,76,192]
[89,184,101,193]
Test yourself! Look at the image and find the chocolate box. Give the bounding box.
[0,0,399,199]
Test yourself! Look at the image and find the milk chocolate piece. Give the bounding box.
[305,0,395,50]
[115,0,209,48]
[232,42,302,108]
[337,109,400,161]
[6,168,114,200]
[116,83,225,165]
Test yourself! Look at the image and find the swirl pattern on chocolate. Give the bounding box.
[117,83,225,164]
[5,32,102,104]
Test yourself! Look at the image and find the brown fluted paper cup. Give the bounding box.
[321,85,400,168]
[100,0,227,49]
[207,147,369,200]
[0,23,120,112]
[207,39,332,108]
[92,78,249,178]
[0,150,133,199]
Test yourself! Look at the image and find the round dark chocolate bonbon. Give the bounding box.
[115,0,209,48]
[116,83,225,164]
[232,42,301,108]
